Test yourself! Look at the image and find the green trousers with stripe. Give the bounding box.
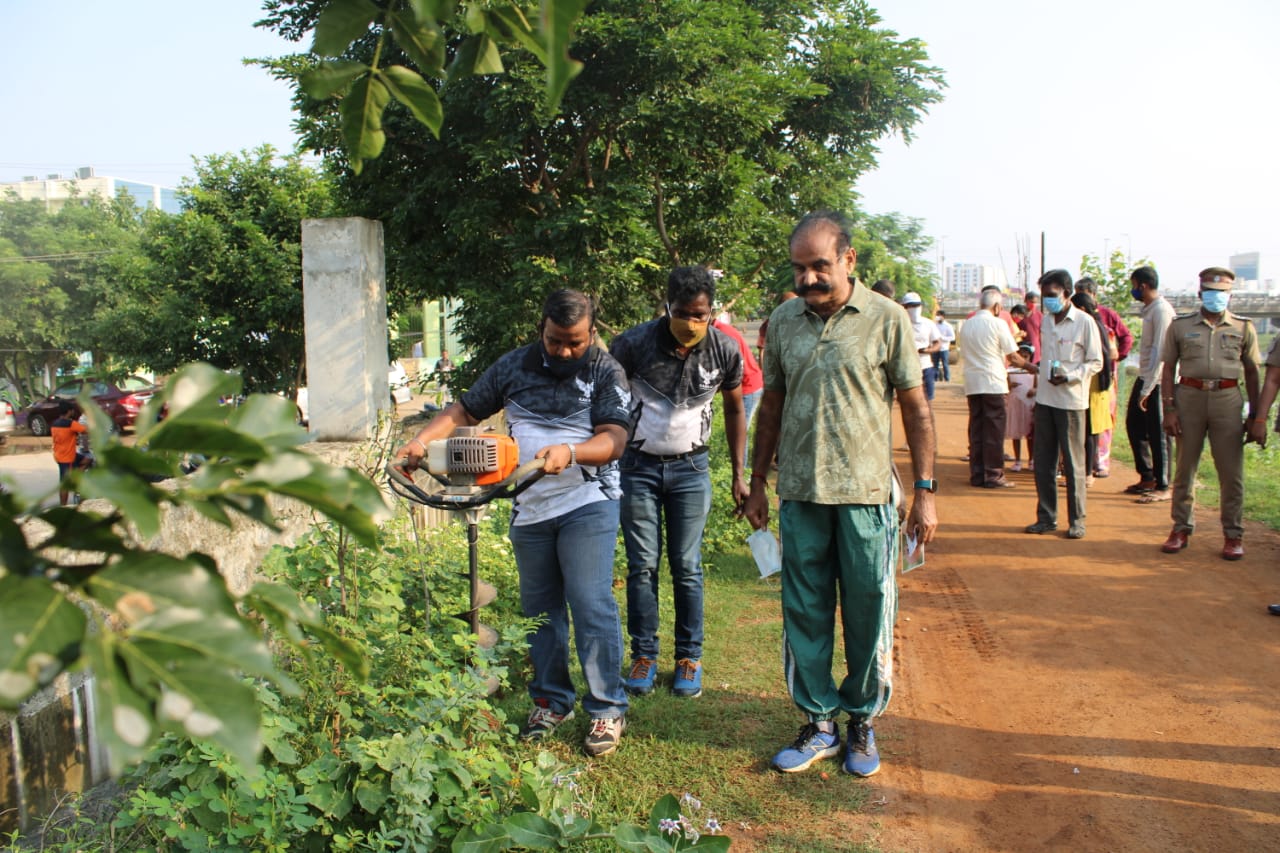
[779,500,898,722]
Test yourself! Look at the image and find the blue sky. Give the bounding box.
[857,0,1280,291]
[0,0,304,186]
[3,0,1277,291]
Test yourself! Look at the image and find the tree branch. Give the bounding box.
[654,175,679,265]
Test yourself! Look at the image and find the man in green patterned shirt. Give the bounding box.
[745,211,938,778]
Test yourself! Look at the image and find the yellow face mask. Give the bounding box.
[669,315,710,347]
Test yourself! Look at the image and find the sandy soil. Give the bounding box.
[852,379,1280,852]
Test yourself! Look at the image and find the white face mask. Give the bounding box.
[907,306,922,321]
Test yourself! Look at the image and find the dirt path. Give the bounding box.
[861,377,1280,852]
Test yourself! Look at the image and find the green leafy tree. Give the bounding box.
[1079,249,1153,311]
[262,0,944,381]
[97,147,335,395]
[854,212,936,303]
[0,192,143,400]
[266,0,590,174]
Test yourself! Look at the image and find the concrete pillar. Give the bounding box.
[302,217,390,441]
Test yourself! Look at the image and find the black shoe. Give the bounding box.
[1024,522,1057,534]
[1268,604,1280,616]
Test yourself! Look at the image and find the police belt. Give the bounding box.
[1179,377,1239,391]
[636,446,709,462]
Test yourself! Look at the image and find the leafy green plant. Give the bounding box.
[295,0,589,173]
[0,362,385,772]
[453,790,730,852]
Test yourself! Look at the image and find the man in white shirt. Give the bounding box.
[901,292,941,400]
[1023,270,1103,540]
[933,310,956,382]
[959,290,1029,488]
[1124,266,1176,502]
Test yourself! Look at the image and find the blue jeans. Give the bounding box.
[921,366,938,401]
[742,388,762,465]
[619,449,713,661]
[507,499,628,719]
[931,349,950,382]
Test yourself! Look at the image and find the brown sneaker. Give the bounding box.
[584,716,626,756]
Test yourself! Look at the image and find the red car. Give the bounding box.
[21,376,158,436]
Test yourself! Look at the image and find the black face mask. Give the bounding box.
[541,342,591,379]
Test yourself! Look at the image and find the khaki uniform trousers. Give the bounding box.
[1171,384,1246,538]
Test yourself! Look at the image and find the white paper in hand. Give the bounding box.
[747,529,781,578]
[902,529,925,573]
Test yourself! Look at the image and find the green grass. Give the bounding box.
[1110,368,1280,531]
[492,546,884,852]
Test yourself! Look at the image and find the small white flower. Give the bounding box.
[705,818,722,833]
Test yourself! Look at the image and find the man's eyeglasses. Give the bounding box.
[667,303,712,323]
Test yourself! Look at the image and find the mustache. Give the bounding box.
[796,281,833,295]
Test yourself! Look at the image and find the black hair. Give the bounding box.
[870,279,895,298]
[1074,276,1097,294]
[1009,303,1028,317]
[1130,266,1158,289]
[1071,291,1114,390]
[541,289,596,328]
[1038,269,1073,294]
[666,266,717,308]
[790,210,853,254]
[1070,291,1098,315]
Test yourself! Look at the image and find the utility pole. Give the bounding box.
[1040,231,1046,277]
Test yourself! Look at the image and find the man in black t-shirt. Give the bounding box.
[396,290,633,757]
[610,266,747,700]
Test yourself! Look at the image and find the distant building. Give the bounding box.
[1229,252,1261,289]
[944,262,1008,294]
[0,167,180,215]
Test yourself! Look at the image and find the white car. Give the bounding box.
[295,362,413,426]
[0,396,15,443]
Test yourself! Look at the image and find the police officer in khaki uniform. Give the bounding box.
[1159,267,1261,560]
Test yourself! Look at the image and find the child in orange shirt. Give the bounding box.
[50,402,88,505]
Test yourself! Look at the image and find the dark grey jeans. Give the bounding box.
[1032,404,1087,527]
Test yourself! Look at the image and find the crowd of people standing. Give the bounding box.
[390,216,1280,778]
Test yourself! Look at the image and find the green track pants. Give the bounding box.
[779,500,898,721]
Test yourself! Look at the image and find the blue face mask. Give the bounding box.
[1042,296,1065,314]
[1200,290,1230,314]
[1130,286,1144,301]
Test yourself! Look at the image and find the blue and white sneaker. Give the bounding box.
[842,719,880,777]
[771,722,841,773]
[672,658,703,698]
[624,657,657,695]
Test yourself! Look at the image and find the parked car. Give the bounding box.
[295,362,413,426]
[21,376,159,437]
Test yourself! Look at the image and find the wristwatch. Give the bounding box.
[914,479,938,493]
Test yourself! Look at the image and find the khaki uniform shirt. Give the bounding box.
[1265,334,1280,370]
[762,282,920,505]
[1160,311,1260,381]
